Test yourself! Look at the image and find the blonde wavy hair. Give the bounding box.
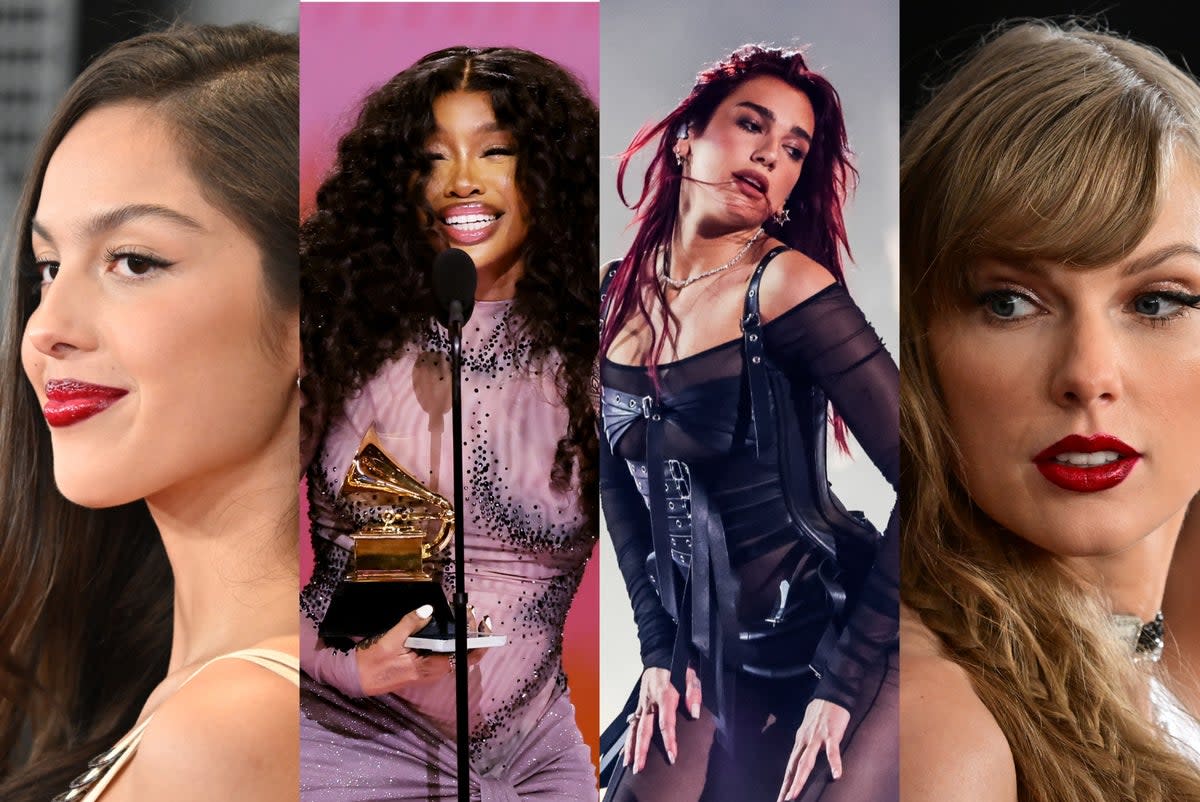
[901,21,1200,801]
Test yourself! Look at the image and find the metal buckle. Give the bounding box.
[641,395,655,419]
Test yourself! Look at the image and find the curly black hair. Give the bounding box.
[301,46,598,526]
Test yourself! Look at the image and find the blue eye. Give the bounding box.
[1132,291,1200,323]
[977,289,1038,320]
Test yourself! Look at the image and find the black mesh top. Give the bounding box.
[600,269,899,717]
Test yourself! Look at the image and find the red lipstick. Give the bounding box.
[437,203,501,246]
[43,379,127,427]
[1032,433,1140,493]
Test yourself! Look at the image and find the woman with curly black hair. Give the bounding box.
[298,47,599,798]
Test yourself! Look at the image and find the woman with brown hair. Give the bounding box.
[0,24,300,802]
[901,21,1200,800]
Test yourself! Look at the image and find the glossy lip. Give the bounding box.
[731,168,769,199]
[437,202,503,246]
[43,379,128,427]
[1032,433,1141,493]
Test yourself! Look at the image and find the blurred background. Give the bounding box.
[0,0,296,311]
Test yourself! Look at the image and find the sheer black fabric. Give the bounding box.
[600,256,898,798]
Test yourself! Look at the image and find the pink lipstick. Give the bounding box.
[43,379,127,427]
[438,203,502,246]
[732,169,769,199]
[1032,433,1140,493]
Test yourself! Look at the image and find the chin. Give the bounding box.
[52,464,140,510]
[1013,515,1153,559]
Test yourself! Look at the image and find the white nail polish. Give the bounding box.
[690,703,700,719]
[416,604,434,619]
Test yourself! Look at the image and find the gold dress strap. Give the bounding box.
[70,648,299,802]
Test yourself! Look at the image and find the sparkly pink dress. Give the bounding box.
[299,300,596,800]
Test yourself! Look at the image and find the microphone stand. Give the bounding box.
[448,299,470,802]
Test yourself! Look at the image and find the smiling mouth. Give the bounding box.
[438,206,503,246]
[443,212,499,231]
[1032,434,1141,493]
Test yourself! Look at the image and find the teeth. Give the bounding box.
[444,213,497,230]
[1054,451,1122,467]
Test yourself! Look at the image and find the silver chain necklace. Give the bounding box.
[658,228,764,290]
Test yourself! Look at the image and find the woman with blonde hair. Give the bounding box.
[901,21,1200,800]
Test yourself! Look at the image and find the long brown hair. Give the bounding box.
[902,21,1200,800]
[0,24,297,800]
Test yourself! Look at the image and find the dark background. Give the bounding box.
[901,2,1198,129]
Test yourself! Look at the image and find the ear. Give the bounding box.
[673,138,691,163]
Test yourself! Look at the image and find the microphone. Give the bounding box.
[432,248,477,327]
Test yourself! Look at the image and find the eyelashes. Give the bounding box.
[736,116,805,161]
[973,287,1200,328]
[26,248,174,294]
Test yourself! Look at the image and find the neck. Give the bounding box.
[1163,502,1200,714]
[146,394,300,673]
[1063,507,1184,622]
[668,208,762,282]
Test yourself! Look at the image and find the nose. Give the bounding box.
[1048,311,1122,409]
[446,157,483,198]
[23,267,97,358]
[752,138,778,171]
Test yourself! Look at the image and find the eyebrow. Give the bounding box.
[979,243,1200,279]
[736,101,812,144]
[431,121,506,137]
[31,203,206,244]
[1120,243,1200,276]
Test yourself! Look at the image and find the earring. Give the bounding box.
[772,206,790,225]
[675,151,684,168]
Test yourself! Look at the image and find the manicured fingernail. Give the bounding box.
[833,768,841,779]
[668,750,676,765]
[690,703,700,719]
[416,604,434,619]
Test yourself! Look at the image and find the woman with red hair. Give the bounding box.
[599,44,898,801]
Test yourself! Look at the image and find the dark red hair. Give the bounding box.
[601,44,857,450]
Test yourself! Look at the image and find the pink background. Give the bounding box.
[299,1,600,767]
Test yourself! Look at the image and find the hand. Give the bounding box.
[777,698,851,801]
[354,605,488,696]
[624,665,702,774]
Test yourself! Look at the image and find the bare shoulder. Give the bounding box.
[756,246,836,321]
[901,607,1017,801]
[126,637,299,800]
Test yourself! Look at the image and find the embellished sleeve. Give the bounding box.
[764,283,900,711]
[601,425,677,669]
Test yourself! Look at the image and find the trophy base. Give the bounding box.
[405,622,508,652]
[319,579,452,649]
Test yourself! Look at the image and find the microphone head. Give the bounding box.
[431,248,477,326]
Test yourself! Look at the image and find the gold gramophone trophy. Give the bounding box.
[318,427,456,644]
